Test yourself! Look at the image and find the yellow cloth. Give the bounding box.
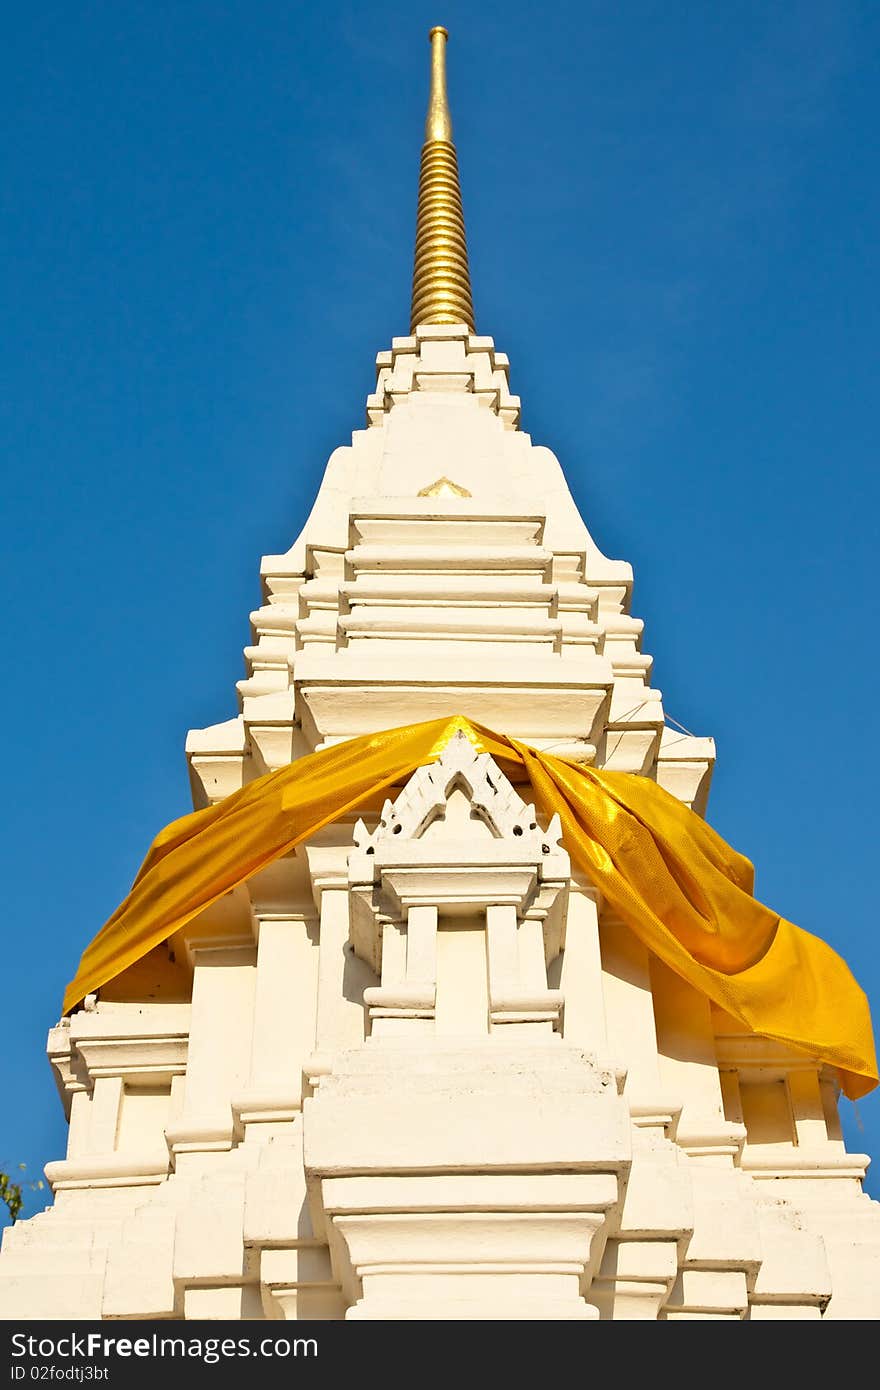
[63,715,878,1100]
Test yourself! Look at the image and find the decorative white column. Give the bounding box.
[557,878,608,1053]
[600,916,679,1132]
[233,910,318,1137]
[304,837,376,1088]
[166,942,256,1164]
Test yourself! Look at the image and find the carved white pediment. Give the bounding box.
[347,733,570,987]
[351,729,563,859]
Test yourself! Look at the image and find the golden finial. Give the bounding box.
[425,26,453,141]
[410,26,475,332]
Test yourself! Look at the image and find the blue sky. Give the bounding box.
[2,0,879,1220]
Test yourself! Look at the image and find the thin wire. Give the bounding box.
[601,701,654,764]
[664,712,698,738]
[540,705,701,762]
[539,700,651,759]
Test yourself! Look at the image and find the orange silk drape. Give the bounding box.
[63,715,878,1100]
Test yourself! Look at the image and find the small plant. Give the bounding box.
[0,1165,44,1225]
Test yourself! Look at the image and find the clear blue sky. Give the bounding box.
[2,0,879,1220]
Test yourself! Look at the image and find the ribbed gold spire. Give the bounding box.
[410,26,475,332]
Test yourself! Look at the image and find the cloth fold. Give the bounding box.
[63,714,877,1100]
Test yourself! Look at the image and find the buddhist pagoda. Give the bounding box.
[2,26,879,1321]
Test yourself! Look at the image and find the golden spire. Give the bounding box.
[410,26,475,332]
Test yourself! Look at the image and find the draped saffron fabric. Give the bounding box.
[63,714,878,1100]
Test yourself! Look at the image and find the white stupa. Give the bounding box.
[2,27,879,1321]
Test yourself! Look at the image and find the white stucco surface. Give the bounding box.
[2,325,877,1320]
